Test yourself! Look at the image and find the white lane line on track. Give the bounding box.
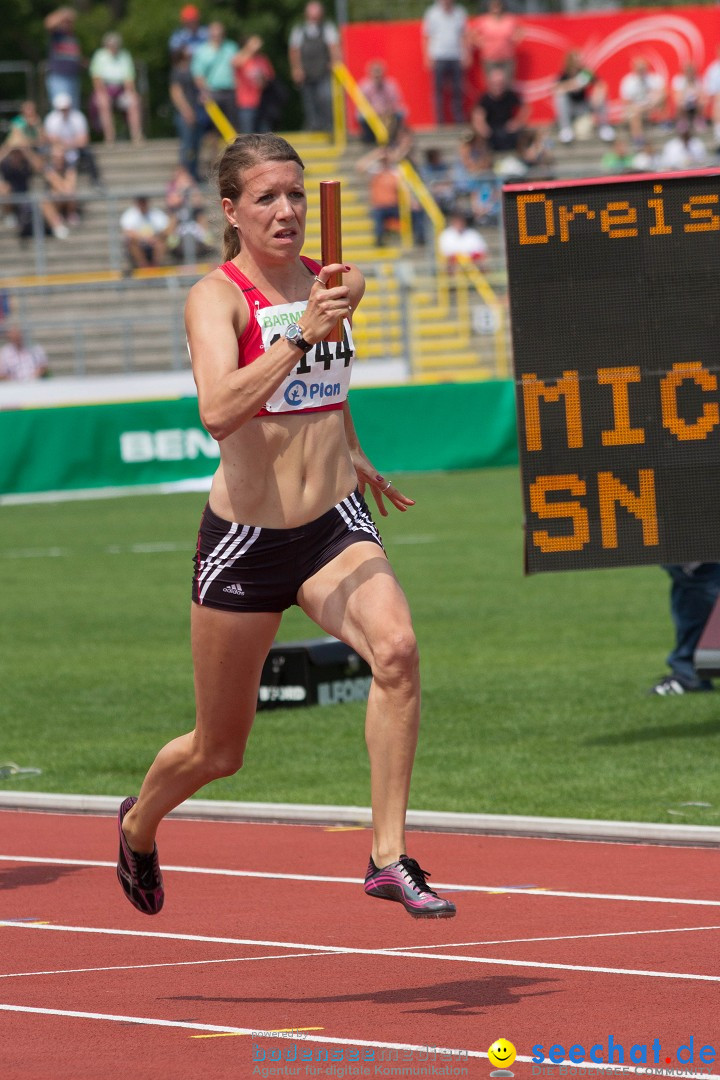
[0,1004,479,1056]
[382,925,720,950]
[1,922,719,982]
[0,952,330,980]
[1,854,718,907]
[0,1008,716,1080]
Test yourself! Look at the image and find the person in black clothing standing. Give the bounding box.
[470,64,529,152]
[288,1,341,133]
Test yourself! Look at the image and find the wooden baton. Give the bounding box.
[320,180,343,343]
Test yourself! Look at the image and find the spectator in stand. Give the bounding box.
[44,93,102,188]
[0,326,49,381]
[165,163,203,216]
[629,136,658,172]
[357,145,426,248]
[553,50,613,145]
[470,65,529,153]
[168,4,208,57]
[0,130,70,240]
[170,47,205,180]
[43,142,79,226]
[120,195,172,270]
[658,121,708,171]
[454,127,495,193]
[383,115,417,165]
[418,147,455,213]
[619,56,667,144]
[232,34,275,134]
[470,0,522,81]
[452,133,500,220]
[9,101,47,153]
[438,208,488,272]
[288,2,341,134]
[601,134,636,174]
[702,43,720,152]
[422,0,469,125]
[89,32,144,145]
[164,165,214,262]
[357,60,408,145]
[191,21,240,131]
[671,62,706,134]
[470,175,500,225]
[44,7,85,111]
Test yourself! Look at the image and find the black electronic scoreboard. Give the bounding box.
[503,169,720,574]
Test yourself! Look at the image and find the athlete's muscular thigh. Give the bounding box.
[297,543,415,667]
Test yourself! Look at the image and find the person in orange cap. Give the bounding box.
[169,3,209,57]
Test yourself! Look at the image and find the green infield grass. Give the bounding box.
[1,468,718,826]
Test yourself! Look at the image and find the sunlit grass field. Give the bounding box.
[1,468,718,826]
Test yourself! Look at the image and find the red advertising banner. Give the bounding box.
[342,7,720,126]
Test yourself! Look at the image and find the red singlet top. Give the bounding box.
[220,257,355,418]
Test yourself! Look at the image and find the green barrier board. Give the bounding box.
[0,382,518,497]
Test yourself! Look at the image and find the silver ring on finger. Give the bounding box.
[313,275,326,287]
[383,480,392,491]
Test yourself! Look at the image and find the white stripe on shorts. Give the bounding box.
[196,521,238,596]
[198,524,261,603]
[336,492,382,545]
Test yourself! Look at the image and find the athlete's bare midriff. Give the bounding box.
[207,408,358,528]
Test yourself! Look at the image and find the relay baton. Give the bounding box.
[320,180,343,343]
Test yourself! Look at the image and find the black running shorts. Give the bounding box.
[192,488,384,612]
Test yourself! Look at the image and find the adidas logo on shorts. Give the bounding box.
[222,583,245,596]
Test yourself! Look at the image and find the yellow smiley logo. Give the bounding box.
[488,1039,517,1069]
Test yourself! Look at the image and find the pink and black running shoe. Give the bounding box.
[116,796,164,915]
[364,854,457,918]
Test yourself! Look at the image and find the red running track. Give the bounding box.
[0,809,718,1080]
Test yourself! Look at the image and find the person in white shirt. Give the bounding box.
[120,195,171,269]
[0,326,48,380]
[438,209,488,271]
[658,123,708,171]
[43,92,102,185]
[422,0,468,125]
[619,56,667,142]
